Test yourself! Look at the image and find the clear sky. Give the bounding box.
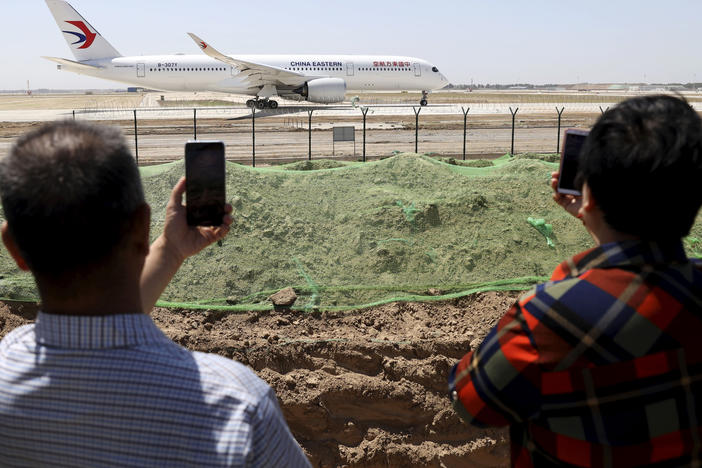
[3,0,701,90]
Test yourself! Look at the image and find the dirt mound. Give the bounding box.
[0,292,516,467]
[2,153,700,309]
[278,159,355,171]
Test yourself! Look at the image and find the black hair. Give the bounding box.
[577,95,702,240]
[0,121,145,276]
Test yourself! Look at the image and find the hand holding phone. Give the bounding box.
[185,141,226,226]
[557,129,589,196]
[551,170,583,219]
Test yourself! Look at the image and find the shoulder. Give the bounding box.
[0,323,36,353]
[518,275,582,315]
[191,351,272,404]
[190,352,310,464]
[522,267,627,322]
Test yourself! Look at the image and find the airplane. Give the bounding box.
[43,0,449,110]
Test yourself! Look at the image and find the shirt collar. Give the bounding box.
[563,240,691,279]
[35,312,170,349]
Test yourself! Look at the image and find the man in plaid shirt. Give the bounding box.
[449,95,702,467]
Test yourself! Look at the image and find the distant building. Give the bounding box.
[566,83,689,93]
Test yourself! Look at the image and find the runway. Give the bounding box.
[0,101,624,123]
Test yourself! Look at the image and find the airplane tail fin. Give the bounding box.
[45,0,121,61]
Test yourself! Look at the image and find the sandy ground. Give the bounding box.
[0,292,518,467]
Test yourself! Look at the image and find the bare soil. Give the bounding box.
[0,292,518,467]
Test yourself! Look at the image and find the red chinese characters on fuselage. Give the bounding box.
[372,61,411,68]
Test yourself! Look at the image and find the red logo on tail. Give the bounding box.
[65,21,96,49]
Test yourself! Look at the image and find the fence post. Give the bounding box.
[133,109,138,165]
[556,107,565,153]
[72,110,75,121]
[462,106,470,160]
[308,110,314,160]
[361,107,369,162]
[509,107,519,156]
[251,107,256,167]
[193,109,197,140]
[413,106,422,153]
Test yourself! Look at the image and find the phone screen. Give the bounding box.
[557,130,589,195]
[185,141,226,226]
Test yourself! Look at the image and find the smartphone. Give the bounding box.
[185,141,226,226]
[557,129,589,196]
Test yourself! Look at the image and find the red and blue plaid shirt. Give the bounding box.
[449,240,702,467]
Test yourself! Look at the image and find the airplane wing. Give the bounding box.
[187,33,307,88]
[42,56,104,71]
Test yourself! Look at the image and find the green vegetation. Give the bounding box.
[1,153,700,310]
[277,160,354,171]
[686,237,702,258]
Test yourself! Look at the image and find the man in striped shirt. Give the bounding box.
[449,95,702,466]
[0,122,311,467]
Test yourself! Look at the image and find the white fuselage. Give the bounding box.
[61,54,448,96]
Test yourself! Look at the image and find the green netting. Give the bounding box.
[527,217,555,248]
[1,153,700,311]
[686,237,702,258]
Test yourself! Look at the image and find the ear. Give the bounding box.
[127,203,151,257]
[1,222,30,271]
[580,182,599,215]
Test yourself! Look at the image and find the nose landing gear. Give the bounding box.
[419,90,429,107]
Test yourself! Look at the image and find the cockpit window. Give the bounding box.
[432,66,439,73]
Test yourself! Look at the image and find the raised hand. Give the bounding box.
[550,171,582,219]
[161,177,233,263]
[140,177,232,313]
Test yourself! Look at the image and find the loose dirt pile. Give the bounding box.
[4,153,699,307]
[0,153,597,307]
[0,292,516,467]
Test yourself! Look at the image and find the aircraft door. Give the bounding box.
[346,62,355,76]
[137,63,145,78]
[413,63,421,77]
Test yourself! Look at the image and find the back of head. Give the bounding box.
[0,121,144,277]
[578,95,702,240]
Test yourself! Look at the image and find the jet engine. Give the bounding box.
[292,78,346,103]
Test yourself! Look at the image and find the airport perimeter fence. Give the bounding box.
[37,103,606,166]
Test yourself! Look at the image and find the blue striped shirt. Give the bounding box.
[0,312,311,467]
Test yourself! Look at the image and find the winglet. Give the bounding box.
[188,33,226,61]
[187,32,306,84]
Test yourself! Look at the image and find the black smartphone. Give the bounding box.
[557,129,589,196]
[185,141,226,226]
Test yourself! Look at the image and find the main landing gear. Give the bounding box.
[246,98,278,110]
[419,90,429,107]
